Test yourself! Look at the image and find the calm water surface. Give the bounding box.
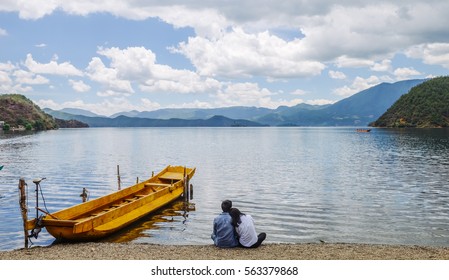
[1,127,449,251]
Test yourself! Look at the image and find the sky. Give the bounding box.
[1,1,449,116]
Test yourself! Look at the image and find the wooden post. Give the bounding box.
[117,165,121,190]
[80,188,88,202]
[18,178,29,249]
[183,167,187,201]
[189,184,194,200]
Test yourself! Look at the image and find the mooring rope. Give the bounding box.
[38,181,50,214]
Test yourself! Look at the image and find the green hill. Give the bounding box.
[0,94,58,130]
[370,77,449,128]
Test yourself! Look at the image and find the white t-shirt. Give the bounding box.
[235,214,258,247]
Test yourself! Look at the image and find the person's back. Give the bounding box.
[211,200,238,248]
[235,214,258,247]
[230,208,266,248]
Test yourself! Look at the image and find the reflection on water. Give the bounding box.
[104,200,196,243]
[1,127,449,251]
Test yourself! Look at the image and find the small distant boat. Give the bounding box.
[356,129,371,133]
[26,165,195,241]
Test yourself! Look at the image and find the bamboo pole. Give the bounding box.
[183,166,187,201]
[117,165,121,190]
[18,178,28,249]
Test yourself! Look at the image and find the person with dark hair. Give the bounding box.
[211,200,239,248]
[229,208,266,248]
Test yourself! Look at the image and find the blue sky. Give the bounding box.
[1,1,448,116]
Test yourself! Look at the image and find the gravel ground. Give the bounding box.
[1,242,448,260]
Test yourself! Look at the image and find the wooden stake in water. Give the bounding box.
[183,166,188,201]
[18,178,28,249]
[117,165,121,190]
[80,188,88,202]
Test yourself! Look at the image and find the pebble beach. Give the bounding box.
[1,242,449,260]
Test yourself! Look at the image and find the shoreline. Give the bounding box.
[1,242,448,260]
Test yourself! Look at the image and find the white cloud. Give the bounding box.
[95,46,221,94]
[328,70,346,80]
[61,3,228,38]
[299,2,449,62]
[35,99,61,110]
[173,27,325,79]
[0,28,7,36]
[146,6,227,38]
[35,43,47,48]
[3,1,449,53]
[96,46,156,81]
[0,62,16,71]
[0,70,13,91]
[25,54,83,76]
[393,67,422,80]
[0,62,33,93]
[0,63,45,92]
[216,82,273,107]
[4,1,449,75]
[291,89,307,96]
[141,98,161,111]
[13,69,49,85]
[305,99,335,106]
[334,56,374,68]
[96,90,125,97]
[214,82,301,109]
[8,0,59,19]
[86,56,134,94]
[405,43,449,69]
[140,75,221,94]
[69,79,91,92]
[333,76,383,98]
[166,100,213,109]
[371,59,392,72]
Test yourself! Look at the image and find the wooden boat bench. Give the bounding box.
[158,172,184,181]
[144,182,172,192]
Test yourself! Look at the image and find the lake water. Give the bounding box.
[1,127,449,251]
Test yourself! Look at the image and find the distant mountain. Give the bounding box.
[44,108,78,120]
[45,112,267,127]
[256,103,331,126]
[371,77,449,128]
[110,110,140,118]
[59,108,105,117]
[258,79,426,126]
[112,106,274,121]
[43,78,427,127]
[0,94,57,130]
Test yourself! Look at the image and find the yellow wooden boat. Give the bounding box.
[26,165,195,241]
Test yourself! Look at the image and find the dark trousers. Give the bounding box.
[240,232,266,248]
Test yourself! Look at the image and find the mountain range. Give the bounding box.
[44,79,426,127]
